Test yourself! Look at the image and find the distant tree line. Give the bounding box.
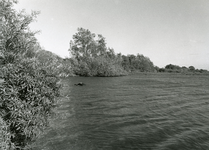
[155,64,209,74]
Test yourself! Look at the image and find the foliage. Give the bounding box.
[35,50,74,77]
[157,64,209,74]
[0,0,40,64]
[188,66,195,72]
[70,56,126,77]
[121,54,155,72]
[69,28,109,59]
[0,1,61,149]
[69,28,128,76]
[164,64,181,73]
[0,58,60,149]
[60,58,75,77]
[0,116,15,150]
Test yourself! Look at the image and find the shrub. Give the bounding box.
[1,1,61,149]
[0,58,60,149]
[0,116,15,150]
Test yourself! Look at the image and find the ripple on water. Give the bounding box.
[34,74,209,150]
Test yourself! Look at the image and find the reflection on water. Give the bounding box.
[35,73,209,150]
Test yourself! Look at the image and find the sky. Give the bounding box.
[14,0,209,70]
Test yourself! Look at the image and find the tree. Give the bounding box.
[96,34,107,56]
[164,64,181,73]
[69,28,96,60]
[69,28,127,76]
[0,0,40,64]
[165,64,180,70]
[121,54,155,72]
[121,55,131,71]
[189,66,195,71]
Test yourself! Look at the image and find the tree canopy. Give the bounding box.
[69,28,127,76]
[68,28,155,76]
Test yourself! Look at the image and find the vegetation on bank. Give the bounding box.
[0,1,60,149]
[67,28,155,76]
[68,28,126,76]
[32,27,208,77]
[155,64,209,74]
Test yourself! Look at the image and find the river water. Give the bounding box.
[35,73,209,150]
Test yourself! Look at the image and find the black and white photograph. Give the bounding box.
[1,0,209,149]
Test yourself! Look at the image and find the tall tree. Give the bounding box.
[0,0,40,64]
[68,28,127,76]
[69,28,96,60]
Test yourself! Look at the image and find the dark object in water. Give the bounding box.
[74,82,85,86]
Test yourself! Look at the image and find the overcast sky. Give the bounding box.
[14,0,209,70]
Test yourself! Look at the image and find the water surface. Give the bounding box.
[35,73,209,150]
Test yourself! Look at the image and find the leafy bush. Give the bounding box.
[70,56,127,77]
[91,56,127,77]
[35,50,75,77]
[0,1,62,149]
[0,58,60,149]
[0,116,15,150]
